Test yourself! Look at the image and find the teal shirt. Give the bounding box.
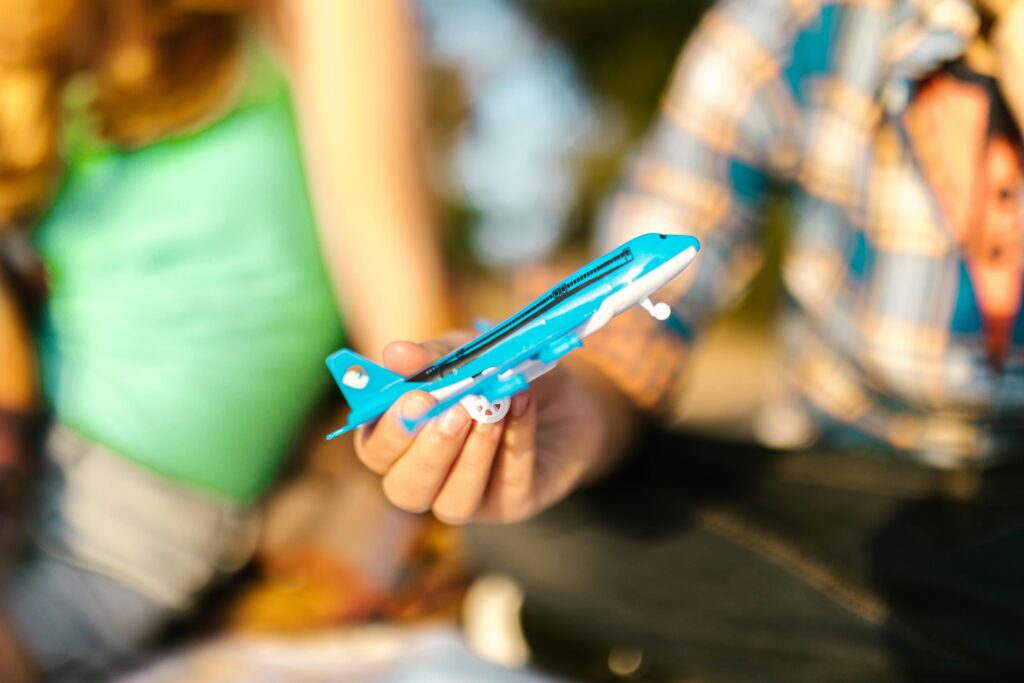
[35,66,342,502]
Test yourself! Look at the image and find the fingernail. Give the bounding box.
[401,393,433,420]
[510,392,531,418]
[438,407,470,436]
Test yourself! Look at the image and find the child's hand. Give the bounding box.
[353,337,635,524]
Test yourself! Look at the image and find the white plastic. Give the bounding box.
[640,297,671,321]
[460,394,511,423]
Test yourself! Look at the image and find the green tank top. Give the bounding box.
[34,49,343,502]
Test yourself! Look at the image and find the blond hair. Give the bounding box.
[0,0,256,227]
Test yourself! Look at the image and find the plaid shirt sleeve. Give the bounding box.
[582,0,814,412]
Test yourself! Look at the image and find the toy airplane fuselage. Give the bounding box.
[326,232,700,438]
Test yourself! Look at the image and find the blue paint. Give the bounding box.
[785,3,842,105]
[848,230,872,279]
[1013,275,1024,344]
[667,314,694,343]
[729,158,768,205]
[951,260,981,334]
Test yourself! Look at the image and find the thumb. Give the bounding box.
[381,331,476,376]
[381,341,435,375]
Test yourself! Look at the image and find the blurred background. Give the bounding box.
[425,0,787,443]
[5,2,1020,680]
[0,1,788,681]
[161,3,767,681]
[422,0,709,268]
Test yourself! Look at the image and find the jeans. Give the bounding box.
[467,431,1024,682]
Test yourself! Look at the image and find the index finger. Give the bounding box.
[354,390,436,474]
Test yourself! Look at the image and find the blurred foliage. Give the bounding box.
[520,0,713,244]
[425,0,783,319]
[425,0,711,268]
[524,0,710,128]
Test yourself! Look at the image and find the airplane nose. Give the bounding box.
[660,232,700,255]
[628,232,700,262]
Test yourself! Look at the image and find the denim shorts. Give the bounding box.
[3,424,259,681]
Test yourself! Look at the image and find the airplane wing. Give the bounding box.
[401,326,580,432]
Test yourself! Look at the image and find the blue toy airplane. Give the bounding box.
[326,232,700,438]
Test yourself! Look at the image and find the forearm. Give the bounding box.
[281,0,452,356]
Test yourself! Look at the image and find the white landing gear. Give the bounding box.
[460,394,511,424]
[640,296,671,320]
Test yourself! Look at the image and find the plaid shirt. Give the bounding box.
[595,0,1024,466]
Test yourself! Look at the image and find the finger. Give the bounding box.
[430,417,507,525]
[355,390,435,474]
[478,392,538,522]
[382,340,435,375]
[359,332,484,475]
[381,405,474,513]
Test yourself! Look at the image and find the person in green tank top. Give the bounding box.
[0,3,451,681]
[35,55,340,502]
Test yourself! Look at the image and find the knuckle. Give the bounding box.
[432,486,482,525]
[358,419,411,469]
[432,502,473,526]
[381,474,431,514]
[354,444,389,474]
[456,443,498,475]
[499,466,530,490]
[358,434,404,473]
[380,422,416,454]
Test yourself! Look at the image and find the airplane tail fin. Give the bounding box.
[326,349,404,409]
